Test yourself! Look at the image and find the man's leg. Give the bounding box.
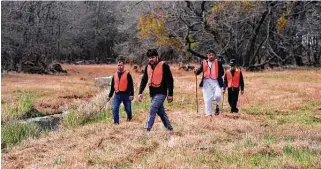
[122,93,132,121]
[231,89,240,113]
[156,104,173,130]
[112,94,121,124]
[228,88,233,113]
[202,79,214,116]
[146,94,166,130]
[214,84,222,115]
[203,88,213,116]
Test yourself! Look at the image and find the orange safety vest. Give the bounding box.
[113,71,128,92]
[147,61,164,87]
[226,70,241,88]
[203,59,219,79]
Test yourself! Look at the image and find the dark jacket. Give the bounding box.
[108,71,134,97]
[223,69,244,91]
[195,59,225,87]
[139,62,174,97]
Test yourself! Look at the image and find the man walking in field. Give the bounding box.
[223,59,244,113]
[138,49,174,131]
[107,59,134,124]
[194,49,225,117]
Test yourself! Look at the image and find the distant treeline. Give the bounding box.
[1,1,320,71]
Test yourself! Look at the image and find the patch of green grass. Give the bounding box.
[62,109,83,128]
[243,103,277,116]
[244,135,255,148]
[1,122,43,149]
[96,112,112,122]
[282,135,295,142]
[166,92,196,111]
[252,73,320,83]
[264,135,276,144]
[224,153,239,164]
[249,153,276,167]
[274,100,321,126]
[54,156,66,165]
[1,91,43,122]
[132,97,151,113]
[62,109,113,128]
[283,145,318,167]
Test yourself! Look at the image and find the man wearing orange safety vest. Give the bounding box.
[138,49,174,131]
[223,59,244,113]
[194,49,225,117]
[108,59,134,124]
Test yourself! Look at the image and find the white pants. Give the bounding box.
[202,79,222,116]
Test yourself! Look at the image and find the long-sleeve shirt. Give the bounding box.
[195,59,225,87]
[223,69,244,91]
[108,71,134,98]
[139,62,174,97]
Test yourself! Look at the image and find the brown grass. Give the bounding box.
[1,65,321,168]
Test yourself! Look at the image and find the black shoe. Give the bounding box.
[167,127,173,131]
[146,128,151,131]
[127,117,132,121]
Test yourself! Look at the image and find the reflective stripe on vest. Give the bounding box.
[114,71,128,92]
[203,59,219,79]
[147,61,164,87]
[226,70,241,88]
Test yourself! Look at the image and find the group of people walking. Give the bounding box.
[107,48,244,131]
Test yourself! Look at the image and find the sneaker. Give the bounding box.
[146,128,151,131]
[127,117,132,121]
[114,122,119,125]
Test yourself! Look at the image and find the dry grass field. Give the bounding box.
[1,64,321,168]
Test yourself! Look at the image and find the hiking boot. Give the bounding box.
[215,106,220,116]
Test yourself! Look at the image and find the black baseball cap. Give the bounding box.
[146,49,158,57]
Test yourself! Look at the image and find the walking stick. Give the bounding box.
[195,74,199,113]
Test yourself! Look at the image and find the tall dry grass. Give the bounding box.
[1,65,321,168]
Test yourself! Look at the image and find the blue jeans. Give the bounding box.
[112,93,132,124]
[146,94,173,130]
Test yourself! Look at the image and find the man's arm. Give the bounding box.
[108,77,115,98]
[164,64,174,96]
[138,65,148,94]
[218,61,224,77]
[223,74,228,90]
[127,73,134,96]
[196,60,203,75]
[240,71,244,91]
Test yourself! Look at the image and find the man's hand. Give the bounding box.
[138,94,143,102]
[223,88,226,94]
[107,97,111,102]
[241,90,244,95]
[129,96,134,101]
[193,68,198,74]
[167,96,173,103]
